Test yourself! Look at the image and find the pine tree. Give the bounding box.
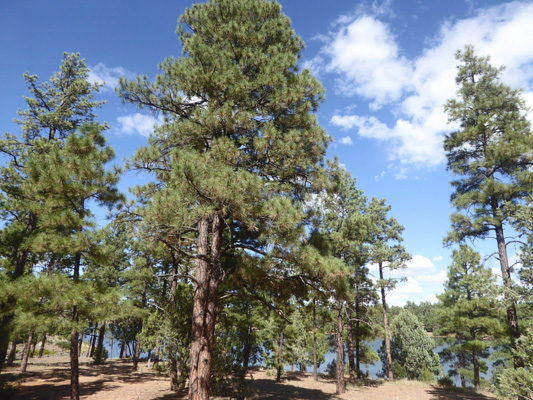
[443,46,533,366]
[437,244,503,390]
[384,310,443,380]
[117,1,329,399]
[367,198,410,382]
[0,53,106,371]
[309,166,370,394]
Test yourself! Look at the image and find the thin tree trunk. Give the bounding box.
[119,342,125,359]
[20,330,35,373]
[335,298,345,394]
[379,262,394,382]
[313,299,318,382]
[346,307,356,383]
[7,339,17,366]
[188,215,223,400]
[169,258,179,391]
[30,336,37,358]
[133,280,147,372]
[276,331,284,382]
[70,251,82,400]
[88,322,98,358]
[153,339,160,367]
[355,299,361,380]
[38,334,47,358]
[492,211,522,369]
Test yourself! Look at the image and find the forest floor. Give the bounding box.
[1,356,498,400]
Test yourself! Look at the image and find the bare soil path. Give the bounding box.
[1,357,498,400]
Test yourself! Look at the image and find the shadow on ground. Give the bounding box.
[427,386,496,400]
[247,379,336,400]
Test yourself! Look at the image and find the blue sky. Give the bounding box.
[1,0,532,305]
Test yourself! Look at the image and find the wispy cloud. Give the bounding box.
[116,113,162,137]
[338,135,353,145]
[88,63,135,92]
[316,1,533,173]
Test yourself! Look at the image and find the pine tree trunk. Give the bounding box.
[355,299,361,380]
[346,307,356,383]
[492,210,522,369]
[78,333,83,358]
[276,331,284,382]
[88,322,98,357]
[133,281,147,372]
[71,251,81,400]
[169,254,179,391]
[119,342,125,358]
[188,215,223,400]
[132,337,141,371]
[94,323,106,362]
[38,334,47,358]
[335,298,345,394]
[379,262,394,382]
[153,338,160,367]
[7,339,17,366]
[30,336,37,358]
[313,300,318,382]
[20,330,35,373]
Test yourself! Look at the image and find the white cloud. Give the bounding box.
[325,16,412,109]
[319,2,533,172]
[387,277,424,306]
[88,63,135,91]
[416,270,447,284]
[405,254,436,275]
[116,113,162,137]
[433,256,443,262]
[338,135,353,145]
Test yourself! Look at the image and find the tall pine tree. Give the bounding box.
[117,1,329,399]
[443,46,533,366]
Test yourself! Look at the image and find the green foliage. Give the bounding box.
[92,346,108,365]
[419,367,436,383]
[437,375,454,388]
[56,341,70,350]
[443,45,533,246]
[492,328,533,399]
[382,310,443,380]
[437,245,502,389]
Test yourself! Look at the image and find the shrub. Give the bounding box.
[437,375,454,388]
[419,367,435,383]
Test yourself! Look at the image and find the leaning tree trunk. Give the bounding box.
[6,339,17,366]
[379,262,394,382]
[335,297,345,395]
[20,329,35,373]
[38,334,47,358]
[491,206,522,369]
[346,307,356,383]
[88,322,98,358]
[188,215,223,400]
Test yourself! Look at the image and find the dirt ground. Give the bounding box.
[1,357,498,400]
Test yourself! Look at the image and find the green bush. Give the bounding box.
[92,347,108,364]
[437,375,454,388]
[419,367,435,383]
[56,341,70,350]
